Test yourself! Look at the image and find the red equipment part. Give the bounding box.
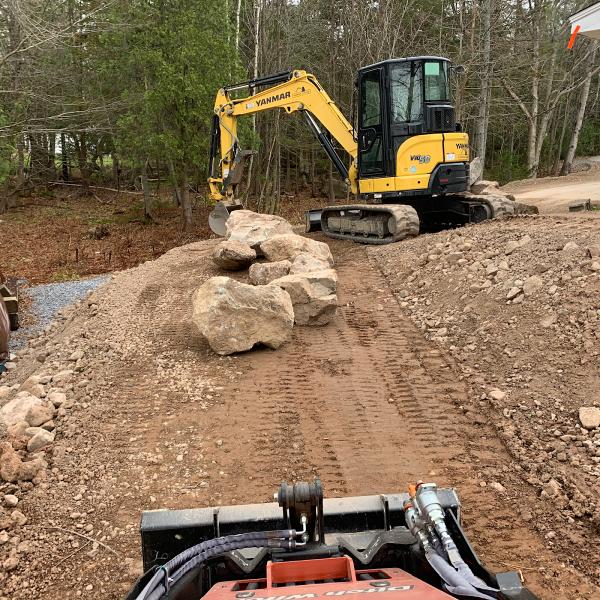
[204,557,453,600]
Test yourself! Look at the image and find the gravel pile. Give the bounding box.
[9,276,109,351]
[370,213,600,578]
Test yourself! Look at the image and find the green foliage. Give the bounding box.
[577,119,600,157]
[100,0,240,182]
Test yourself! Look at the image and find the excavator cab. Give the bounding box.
[356,57,469,201]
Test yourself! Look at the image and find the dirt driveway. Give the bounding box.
[505,170,600,213]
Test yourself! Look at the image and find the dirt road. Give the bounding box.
[505,169,600,213]
[0,233,598,599]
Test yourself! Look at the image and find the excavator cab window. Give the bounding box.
[423,61,449,102]
[390,61,423,123]
[359,69,385,176]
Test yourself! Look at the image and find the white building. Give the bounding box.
[569,1,600,42]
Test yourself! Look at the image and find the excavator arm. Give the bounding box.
[208,69,358,204]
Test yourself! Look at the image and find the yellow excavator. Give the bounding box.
[208,57,510,244]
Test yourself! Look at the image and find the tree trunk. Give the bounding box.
[61,134,70,181]
[552,100,570,175]
[16,136,25,191]
[180,170,193,232]
[168,158,181,206]
[474,0,492,171]
[141,159,152,220]
[561,43,597,176]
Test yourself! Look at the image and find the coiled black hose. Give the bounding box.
[136,530,297,600]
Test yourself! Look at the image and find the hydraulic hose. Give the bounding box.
[135,530,297,600]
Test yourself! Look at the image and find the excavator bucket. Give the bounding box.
[208,201,244,237]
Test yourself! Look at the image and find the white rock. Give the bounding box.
[488,389,506,401]
[260,234,334,266]
[3,494,18,507]
[69,349,84,361]
[579,406,600,429]
[506,287,521,300]
[1,393,45,427]
[225,210,293,251]
[27,429,55,452]
[269,270,338,326]
[562,241,579,252]
[289,252,331,274]
[52,370,74,384]
[212,240,256,271]
[489,482,506,493]
[192,276,294,355]
[540,314,557,328]
[248,260,291,285]
[48,391,67,407]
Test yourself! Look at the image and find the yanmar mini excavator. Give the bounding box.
[126,479,540,600]
[207,58,513,244]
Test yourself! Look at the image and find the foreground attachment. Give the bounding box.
[126,479,540,600]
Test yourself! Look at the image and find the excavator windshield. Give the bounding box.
[389,59,450,124]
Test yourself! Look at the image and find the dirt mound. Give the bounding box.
[370,213,600,584]
[0,222,598,599]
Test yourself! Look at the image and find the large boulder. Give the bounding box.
[260,234,334,266]
[212,240,256,271]
[1,392,46,427]
[289,252,331,275]
[192,276,294,355]
[469,157,483,185]
[269,270,338,326]
[226,210,294,252]
[249,260,291,285]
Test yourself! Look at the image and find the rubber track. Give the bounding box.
[321,204,420,245]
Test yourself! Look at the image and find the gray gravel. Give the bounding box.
[9,275,109,351]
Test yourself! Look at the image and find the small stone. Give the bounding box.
[489,389,506,401]
[52,370,74,384]
[3,552,19,571]
[540,314,557,328]
[562,241,579,252]
[11,509,27,526]
[3,495,18,507]
[590,261,600,272]
[48,392,66,407]
[27,429,55,452]
[506,287,521,300]
[505,240,519,255]
[489,482,506,493]
[69,349,84,361]
[522,275,543,296]
[579,407,600,429]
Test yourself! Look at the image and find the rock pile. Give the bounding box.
[200,210,339,354]
[370,213,600,536]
